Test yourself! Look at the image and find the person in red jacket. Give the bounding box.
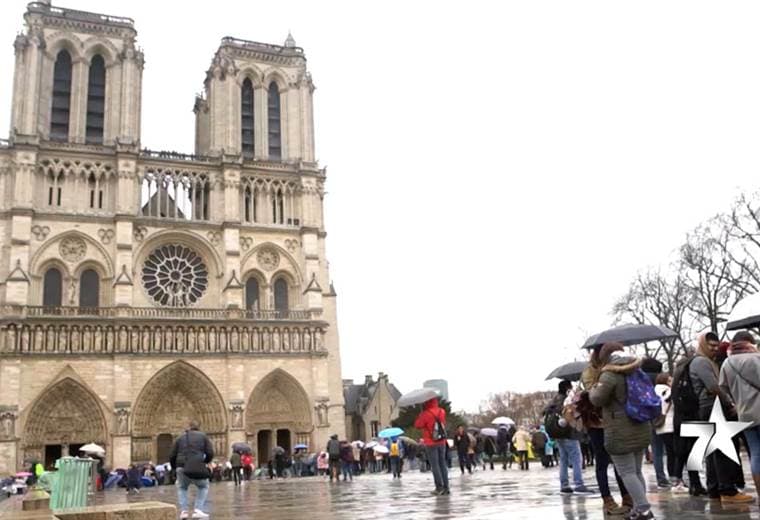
[414,397,450,495]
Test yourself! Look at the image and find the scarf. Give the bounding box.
[728,341,758,356]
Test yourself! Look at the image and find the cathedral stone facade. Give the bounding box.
[0,1,345,472]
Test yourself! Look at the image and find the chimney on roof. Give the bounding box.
[378,372,386,381]
[364,375,373,386]
[342,379,353,387]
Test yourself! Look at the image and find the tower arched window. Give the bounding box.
[87,173,103,209]
[272,188,284,224]
[79,269,100,308]
[245,277,260,311]
[42,267,62,307]
[274,278,289,313]
[50,50,73,141]
[267,82,281,159]
[86,54,106,144]
[241,78,255,157]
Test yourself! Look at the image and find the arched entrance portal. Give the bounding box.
[245,369,313,464]
[23,378,108,468]
[131,361,227,463]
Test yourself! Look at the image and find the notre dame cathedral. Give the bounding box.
[0,0,345,473]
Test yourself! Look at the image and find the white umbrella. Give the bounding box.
[373,445,389,454]
[481,427,498,437]
[397,388,440,408]
[727,293,760,331]
[79,443,105,457]
[365,441,379,449]
[491,417,515,426]
[351,440,365,448]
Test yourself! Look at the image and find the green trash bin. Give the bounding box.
[50,456,94,510]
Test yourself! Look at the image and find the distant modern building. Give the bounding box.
[343,373,402,441]
[424,379,449,401]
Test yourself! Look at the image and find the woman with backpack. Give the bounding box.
[581,347,631,516]
[589,342,656,520]
[414,397,450,495]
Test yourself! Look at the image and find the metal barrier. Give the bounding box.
[50,457,94,510]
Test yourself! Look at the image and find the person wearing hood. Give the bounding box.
[414,397,450,495]
[690,332,753,503]
[589,343,655,520]
[720,331,760,506]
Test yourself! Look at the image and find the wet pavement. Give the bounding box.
[2,463,759,519]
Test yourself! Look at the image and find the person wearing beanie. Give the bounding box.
[589,343,655,520]
[719,331,760,506]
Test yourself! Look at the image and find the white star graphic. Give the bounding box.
[681,397,752,471]
[704,397,752,465]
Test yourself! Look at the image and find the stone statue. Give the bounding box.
[230,406,243,429]
[116,409,129,435]
[94,328,102,352]
[0,413,14,439]
[20,327,30,353]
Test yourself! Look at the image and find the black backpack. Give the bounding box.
[672,358,700,420]
[544,406,572,439]
[496,428,509,449]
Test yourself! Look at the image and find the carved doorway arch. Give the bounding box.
[23,378,108,464]
[131,361,227,462]
[245,369,313,462]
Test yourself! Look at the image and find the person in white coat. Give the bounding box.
[653,373,679,491]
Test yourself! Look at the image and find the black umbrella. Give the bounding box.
[726,293,760,331]
[232,442,252,454]
[581,323,678,350]
[545,361,588,381]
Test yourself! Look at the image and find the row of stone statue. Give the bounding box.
[0,323,327,355]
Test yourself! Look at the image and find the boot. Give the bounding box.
[602,496,627,516]
[621,494,633,512]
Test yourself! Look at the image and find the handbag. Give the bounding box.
[652,401,671,429]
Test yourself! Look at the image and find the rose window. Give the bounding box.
[142,245,208,306]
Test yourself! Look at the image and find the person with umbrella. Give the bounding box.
[413,395,450,496]
[495,424,513,470]
[326,434,341,482]
[481,430,496,470]
[229,448,242,486]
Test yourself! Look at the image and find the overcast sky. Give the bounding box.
[2,1,760,412]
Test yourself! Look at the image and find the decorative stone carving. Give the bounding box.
[284,239,299,253]
[115,406,130,435]
[207,231,221,246]
[142,244,209,307]
[230,404,244,430]
[133,226,148,242]
[59,237,87,263]
[314,400,329,428]
[239,237,253,251]
[31,225,50,241]
[97,229,115,245]
[256,247,280,271]
[0,411,15,440]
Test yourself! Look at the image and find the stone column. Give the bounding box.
[70,58,88,144]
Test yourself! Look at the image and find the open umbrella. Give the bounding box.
[545,361,588,381]
[232,442,252,454]
[480,427,498,437]
[378,427,404,438]
[373,445,389,454]
[79,443,105,457]
[365,441,379,449]
[727,293,760,331]
[399,436,418,447]
[397,387,440,408]
[467,426,480,433]
[294,443,308,450]
[581,323,678,350]
[351,440,365,448]
[491,416,515,426]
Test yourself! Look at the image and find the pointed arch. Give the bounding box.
[131,360,227,437]
[22,377,108,448]
[245,368,312,434]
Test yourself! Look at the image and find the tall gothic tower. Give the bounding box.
[0,1,344,472]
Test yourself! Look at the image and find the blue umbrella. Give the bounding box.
[378,427,404,438]
[294,443,308,450]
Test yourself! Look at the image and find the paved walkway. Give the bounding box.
[2,464,758,519]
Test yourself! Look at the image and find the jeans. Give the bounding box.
[498,447,511,468]
[293,461,303,477]
[458,451,471,474]
[390,456,401,477]
[744,426,760,475]
[610,450,649,513]
[588,427,628,499]
[652,432,675,482]
[341,461,353,480]
[231,466,241,485]
[426,444,449,491]
[556,438,584,489]
[176,468,209,513]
